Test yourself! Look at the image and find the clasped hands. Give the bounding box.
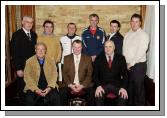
[35,87,51,97]
[68,84,84,93]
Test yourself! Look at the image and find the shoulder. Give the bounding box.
[98,27,105,33]
[114,53,125,61]
[82,27,89,33]
[64,54,73,60]
[26,55,36,64]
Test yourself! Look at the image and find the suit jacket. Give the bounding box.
[93,52,128,89]
[24,55,58,92]
[11,28,37,71]
[63,54,93,88]
[107,32,123,54]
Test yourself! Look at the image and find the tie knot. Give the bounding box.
[108,56,111,59]
[27,33,31,40]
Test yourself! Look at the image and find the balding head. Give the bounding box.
[104,40,115,56]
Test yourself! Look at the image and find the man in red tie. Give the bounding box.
[93,40,128,106]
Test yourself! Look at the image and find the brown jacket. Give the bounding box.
[24,55,58,92]
[63,54,93,88]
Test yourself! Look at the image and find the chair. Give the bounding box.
[68,90,86,106]
[105,92,117,106]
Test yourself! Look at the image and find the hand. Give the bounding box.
[16,70,24,77]
[119,88,128,99]
[95,86,105,97]
[75,84,84,92]
[35,89,43,96]
[127,63,132,70]
[68,84,78,92]
[91,55,96,62]
[41,87,52,97]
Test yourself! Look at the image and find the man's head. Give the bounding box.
[89,13,99,28]
[104,40,115,56]
[35,42,47,59]
[67,22,77,36]
[43,20,54,35]
[22,16,33,31]
[72,40,83,55]
[110,20,121,33]
[130,13,142,31]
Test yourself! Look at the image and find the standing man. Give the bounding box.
[82,13,106,62]
[94,40,128,106]
[62,40,94,105]
[11,16,37,103]
[107,20,124,54]
[123,13,149,105]
[37,20,62,64]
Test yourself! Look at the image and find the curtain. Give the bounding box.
[143,5,155,80]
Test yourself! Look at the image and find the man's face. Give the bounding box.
[89,16,99,28]
[44,23,54,35]
[68,24,76,35]
[72,42,82,55]
[130,17,141,31]
[104,41,115,56]
[22,18,33,31]
[35,45,46,59]
[110,23,119,33]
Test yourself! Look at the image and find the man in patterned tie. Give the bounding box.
[93,40,128,105]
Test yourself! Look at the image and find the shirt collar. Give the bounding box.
[22,27,30,34]
[105,52,114,61]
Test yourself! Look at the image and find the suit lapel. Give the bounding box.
[78,54,83,80]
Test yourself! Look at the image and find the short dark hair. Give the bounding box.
[67,22,76,28]
[131,13,142,22]
[72,40,83,47]
[110,20,121,28]
[89,13,99,20]
[43,20,54,28]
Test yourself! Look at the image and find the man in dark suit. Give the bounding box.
[94,40,128,106]
[11,16,37,103]
[107,20,123,54]
[62,40,94,105]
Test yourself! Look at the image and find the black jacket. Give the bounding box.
[107,32,123,54]
[93,52,128,89]
[11,28,37,71]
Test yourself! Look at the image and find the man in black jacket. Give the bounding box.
[107,20,123,54]
[11,16,37,103]
[93,40,128,106]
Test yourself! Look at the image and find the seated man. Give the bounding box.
[62,40,94,105]
[23,42,60,106]
[94,40,128,106]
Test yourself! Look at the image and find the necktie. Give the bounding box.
[27,33,31,40]
[74,55,80,85]
[108,56,112,68]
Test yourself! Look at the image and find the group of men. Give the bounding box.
[11,13,149,106]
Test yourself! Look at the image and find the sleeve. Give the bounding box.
[82,57,93,88]
[11,33,24,71]
[24,61,39,92]
[130,33,149,67]
[81,32,88,55]
[55,39,62,63]
[47,59,59,89]
[120,56,129,89]
[93,57,101,88]
[62,56,72,86]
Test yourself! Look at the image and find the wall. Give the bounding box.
[35,5,141,40]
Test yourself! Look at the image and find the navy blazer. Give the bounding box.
[11,28,37,70]
[93,52,128,89]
